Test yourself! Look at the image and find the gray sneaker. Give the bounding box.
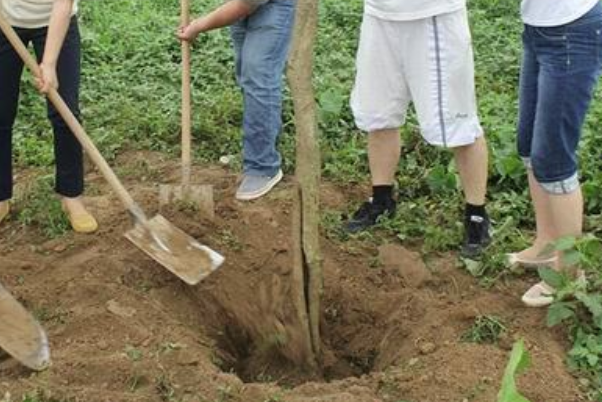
[236,170,283,201]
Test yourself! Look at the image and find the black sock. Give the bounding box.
[373,185,394,205]
[465,203,487,219]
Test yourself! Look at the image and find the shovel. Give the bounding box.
[0,15,224,285]
[159,0,214,216]
[0,284,50,371]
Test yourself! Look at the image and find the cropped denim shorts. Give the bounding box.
[518,2,602,194]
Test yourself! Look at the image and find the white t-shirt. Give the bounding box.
[365,0,466,21]
[521,0,600,27]
[1,0,79,29]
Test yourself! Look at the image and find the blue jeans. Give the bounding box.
[0,17,83,201]
[518,3,602,194]
[230,0,295,177]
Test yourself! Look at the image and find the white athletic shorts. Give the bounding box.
[350,9,484,148]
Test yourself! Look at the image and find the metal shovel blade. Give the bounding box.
[0,284,51,371]
[125,214,225,285]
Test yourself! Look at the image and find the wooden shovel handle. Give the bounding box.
[181,0,192,187]
[0,15,146,222]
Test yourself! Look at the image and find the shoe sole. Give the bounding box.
[521,272,586,308]
[460,236,492,259]
[521,282,555,308]
[236,170,284,201]
[344,206,397,234]
[507,253,557,270]
[65,213,99,234]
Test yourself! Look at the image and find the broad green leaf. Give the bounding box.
[555,236,577,251]
[319,89,345,120]
[581,237,602,260]
[546,303,575,327]
[538,268,564,289]
[561,249,581,267]
[497,339,532,402]
[426,165,457,193]
[501,156,523,178]
[576,293,602,319]
[462,258,483,277]
[569,345,590,359]
[587,354,599,367]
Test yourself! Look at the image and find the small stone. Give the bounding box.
[41,239,61,252]
[53,244,67,253]
[106,300,136,318]
[408,357,420,367]
[98,340,109,350]
[579,378,591,387]
[419,342,437,355]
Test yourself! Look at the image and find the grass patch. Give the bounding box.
[462,315,507,345]
[16,175,70,239]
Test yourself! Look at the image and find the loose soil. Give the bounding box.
[0,152,588,402]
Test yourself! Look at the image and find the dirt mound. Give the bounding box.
[0,152,586,402]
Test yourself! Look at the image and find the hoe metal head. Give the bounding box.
[125,214,224,285]
[0,284,51,371]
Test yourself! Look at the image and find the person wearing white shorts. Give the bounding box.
[345,0,491,258]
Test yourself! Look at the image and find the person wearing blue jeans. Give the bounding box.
[508,0,602,307]
[0,0,98,233]
[178,0,295,201]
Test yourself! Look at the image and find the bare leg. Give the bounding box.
[521,186,584,307]
[344,129,400,233]
[454,136,491,258]
[368,129,401,186]
[547,187,583,271]
[453,136,488,205]
[516,170,557,260]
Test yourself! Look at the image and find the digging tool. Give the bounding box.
[0,284,50,371]
[0,15,224,285]
[159,0,214,215]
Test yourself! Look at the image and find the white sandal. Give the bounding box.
[522,272,587,308]
[507,252,557,269]
[521,281,556,307]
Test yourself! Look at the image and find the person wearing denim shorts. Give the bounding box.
[0,0,98,233]
[344,0,491,258]
[509,0,602,307]
[178,0,295,201]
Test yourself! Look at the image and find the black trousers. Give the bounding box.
[0,17,83,201]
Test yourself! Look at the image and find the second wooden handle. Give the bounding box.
[181,0,192,187]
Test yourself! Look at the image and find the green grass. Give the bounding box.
[16,175,70,238]
[462,315,507,345]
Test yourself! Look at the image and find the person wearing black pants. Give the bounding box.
[0,0,97,233]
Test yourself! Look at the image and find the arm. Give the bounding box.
[37,0,73,93]
[177,0,255,42]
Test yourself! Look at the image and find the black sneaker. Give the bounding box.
[461,214,492,258]
[344,199,396,234]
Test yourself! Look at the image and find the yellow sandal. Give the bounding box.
[63,207,98,234]
[0,202,9,224]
